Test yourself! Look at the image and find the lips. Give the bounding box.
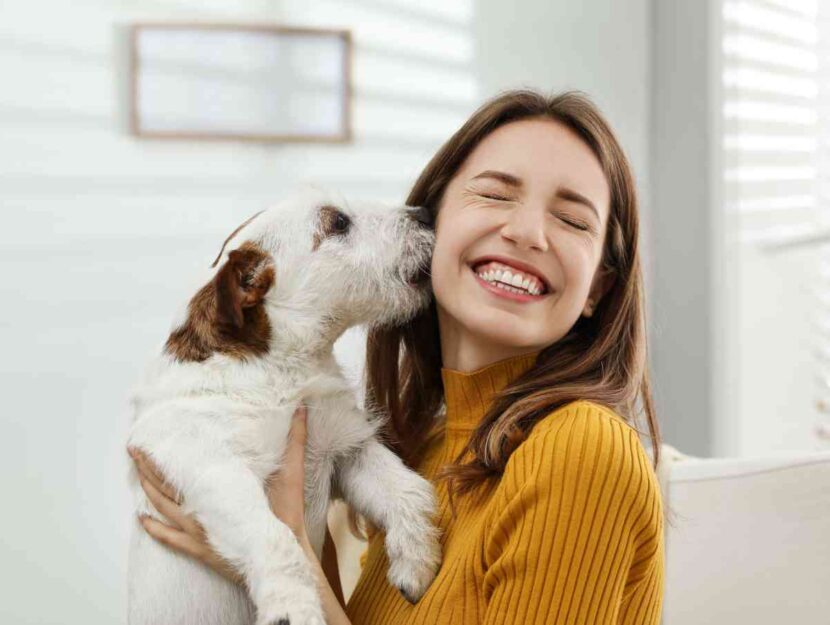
[469,255,552,294]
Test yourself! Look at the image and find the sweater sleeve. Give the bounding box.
[481,401,664,625]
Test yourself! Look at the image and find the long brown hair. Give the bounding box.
[365,89,660,498]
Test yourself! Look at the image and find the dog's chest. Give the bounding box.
[221,391,371,480]
[304,394,370,454]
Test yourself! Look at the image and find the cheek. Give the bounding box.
[429,228,459,297]
[556,239,600,296]
[429,210,484,303]
[431,210,472,270]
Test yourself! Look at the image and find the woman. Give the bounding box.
[132,89,665,624]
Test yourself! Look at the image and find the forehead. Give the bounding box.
[458,118,611,219]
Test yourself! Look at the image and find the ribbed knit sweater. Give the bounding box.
[345,351,665,624]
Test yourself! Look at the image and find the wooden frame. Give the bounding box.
[129,22,353,143]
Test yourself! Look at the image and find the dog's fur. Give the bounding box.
[127,189,441,625]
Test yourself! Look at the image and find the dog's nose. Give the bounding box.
[407,206,433,229]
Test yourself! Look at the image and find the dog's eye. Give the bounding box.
[332,212,351,234]
[318,205,352,241]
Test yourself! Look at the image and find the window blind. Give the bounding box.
[723,0,824,247]
[723,0,830,442]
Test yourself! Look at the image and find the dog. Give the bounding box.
[127,188,441,625]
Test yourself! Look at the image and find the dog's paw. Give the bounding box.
[257,605,324,625]
[386,531,442,604]
[256,586,325,625]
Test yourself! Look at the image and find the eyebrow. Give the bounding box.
[470,169,601,221]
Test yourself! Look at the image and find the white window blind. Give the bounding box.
[723,0,826,247]
[723,0,830,447]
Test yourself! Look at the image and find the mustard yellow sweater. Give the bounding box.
[346,352,665,624]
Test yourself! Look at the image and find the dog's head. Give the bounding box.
[165,188,434,363]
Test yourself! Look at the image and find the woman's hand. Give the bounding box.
[128,447,244,586]
[265,404,310,545]
[128,405,310,585]
[130,404,351,623]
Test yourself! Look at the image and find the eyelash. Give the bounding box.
[479,192,512,202]
[477,193,591,232]
[561,217,591,232]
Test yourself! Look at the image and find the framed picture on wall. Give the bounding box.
[129,22,352,143]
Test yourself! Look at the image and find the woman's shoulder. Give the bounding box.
[501,399,663,535]
[511,399,652,476]
[529,399,635,440]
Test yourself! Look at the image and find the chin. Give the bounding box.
[462,310,552,350]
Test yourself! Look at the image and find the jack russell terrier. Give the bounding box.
[127,189,441,625]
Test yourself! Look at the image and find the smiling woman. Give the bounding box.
[345,90,664,624]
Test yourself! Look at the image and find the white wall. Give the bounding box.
[735,243,825,455]
[649,0,726,456]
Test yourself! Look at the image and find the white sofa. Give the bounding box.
[330,445,830,622]
[660,445,830,624]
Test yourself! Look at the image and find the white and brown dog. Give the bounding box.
[127,189,441,625]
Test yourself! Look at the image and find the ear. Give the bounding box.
[214,245,275,328]
[583,266,615,318]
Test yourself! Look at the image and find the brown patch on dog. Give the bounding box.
[211,211,265,268]
[165,241,276,363]
[312,205,349,251]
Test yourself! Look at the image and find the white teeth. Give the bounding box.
[475,265,545,296]
[474,261,549,296]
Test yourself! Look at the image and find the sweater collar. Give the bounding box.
[440,350,541,431]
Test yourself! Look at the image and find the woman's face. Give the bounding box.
[431,117,613,357]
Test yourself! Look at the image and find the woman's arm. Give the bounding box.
[131,405,353,625]
[480,405,664,624]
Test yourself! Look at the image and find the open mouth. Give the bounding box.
[469,257,551,298]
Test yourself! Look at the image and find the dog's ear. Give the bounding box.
[214,244,275,329]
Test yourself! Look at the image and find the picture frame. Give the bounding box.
[129,22,352,143]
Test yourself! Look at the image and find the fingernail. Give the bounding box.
[127,447,136,458]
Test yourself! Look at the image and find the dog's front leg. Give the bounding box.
[153,450,325,625]
[336,438,442,603]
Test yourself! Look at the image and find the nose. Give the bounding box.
[406,205,433,229]
[500,204,548,251]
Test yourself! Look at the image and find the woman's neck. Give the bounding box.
[437,304,542,372]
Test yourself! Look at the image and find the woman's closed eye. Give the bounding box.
[474,190,514,202]
[559,216,591,231]
[463,182,517,203]
[551,211,592,232]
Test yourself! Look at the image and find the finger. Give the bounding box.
[282,405,308,481]
[143,477,205,539]
[128,448,181,504]
[139,475,202,535]
[140,515,207,561]
[289,404,308,446]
